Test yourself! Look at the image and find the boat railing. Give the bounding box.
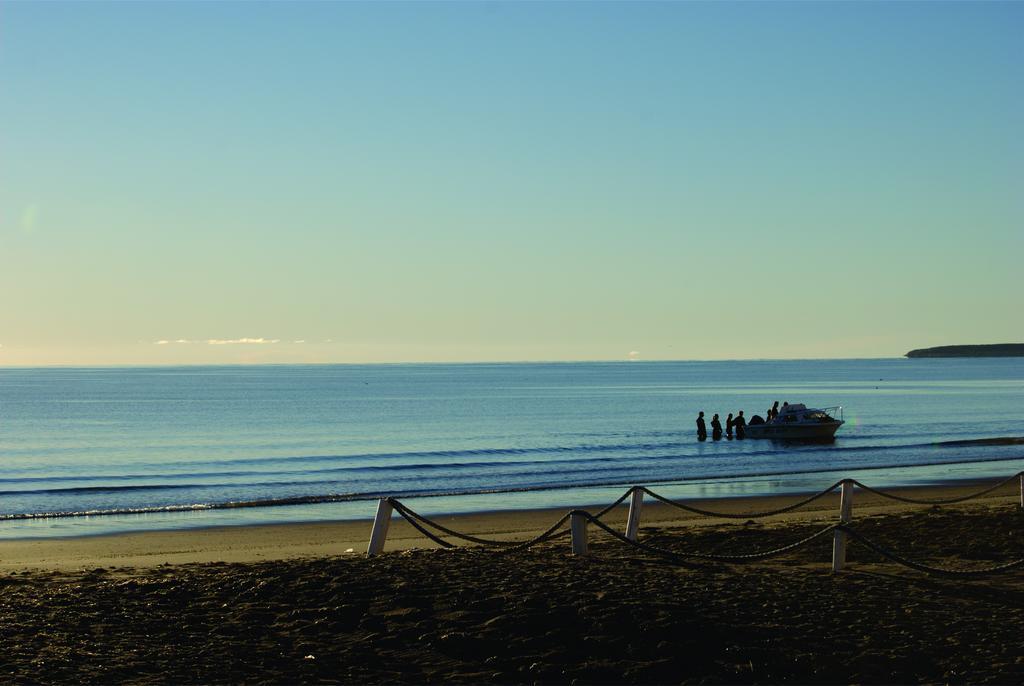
[821,405,843,422]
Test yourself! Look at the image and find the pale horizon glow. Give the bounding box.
[1,2,1021,366]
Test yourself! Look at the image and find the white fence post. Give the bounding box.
[366,498,394,557]
[839,479,854,523]
[625,488,644,542]
[832,479,854,572]
[570,511,589,556]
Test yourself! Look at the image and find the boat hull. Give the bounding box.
[744,421,843,440]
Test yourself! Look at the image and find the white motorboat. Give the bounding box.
[744,403,844,441]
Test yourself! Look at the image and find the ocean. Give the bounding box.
[1,358,1022,539]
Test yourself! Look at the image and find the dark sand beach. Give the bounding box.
[1,480,1023,684]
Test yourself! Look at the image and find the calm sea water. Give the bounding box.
[1,359,1022,539]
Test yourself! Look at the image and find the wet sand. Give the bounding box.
[1,478,1023,684]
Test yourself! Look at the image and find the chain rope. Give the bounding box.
[837,524,1024,577]
[581,511,839,563]
[387,488,635,549]
[849,471,1023,506]
[494,513,573,553]
[389,499,512,547]
[640,481,843,519]
[389,500,457,549]
[575,512,701,567]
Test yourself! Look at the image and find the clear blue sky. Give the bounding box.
[1,1,1021,365]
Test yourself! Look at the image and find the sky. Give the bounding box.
[1,1,1021,365]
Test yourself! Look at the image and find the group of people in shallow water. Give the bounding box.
[695,410,746,441]
[695,401,787,441]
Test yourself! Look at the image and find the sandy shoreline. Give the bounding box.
[1,476,1019,571]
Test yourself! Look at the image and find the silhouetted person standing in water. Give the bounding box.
[725,413,734,439]
[711,414,723,440]
[696,411,707,440]
[771,401,780,420]
[734,410,746,439]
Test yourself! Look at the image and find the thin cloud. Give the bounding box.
[154,338,283,346]
[206,338,280,345]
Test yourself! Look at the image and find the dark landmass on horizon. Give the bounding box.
[906,344,1024,358]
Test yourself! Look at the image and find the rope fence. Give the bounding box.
[849,471,1022,505]
[365,470,1024,577]
[639,480,844,519]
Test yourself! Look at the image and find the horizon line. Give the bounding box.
[0,355,932,370]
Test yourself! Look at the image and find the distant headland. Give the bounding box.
[905,344,1024,358]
